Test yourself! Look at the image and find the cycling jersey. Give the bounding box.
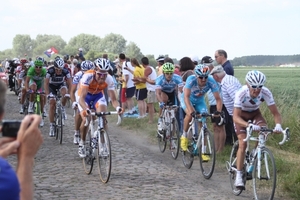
[72,71,84,85]
[234,85,275,112]
[46,67,71,86]
[155,74,184,93]
[184,75,219,102]
[27,66,47,89]
[78,70,115,96]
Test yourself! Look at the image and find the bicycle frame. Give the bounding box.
[157,105,178,139]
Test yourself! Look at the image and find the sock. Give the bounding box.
[29,101,34,107]
[74,130,79,136]
[237,170,242,178]
[182,131,187,137]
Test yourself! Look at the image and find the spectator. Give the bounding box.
[78,48,84,58]
[141,57,157,124]
[214,50,237,144]
[156,55,165,76]
[190,55,199,66]
[202,56,226,153]
[119,53,136,115]
[0,80,43,200]
[130,58,147,118]
[215,49,234,76]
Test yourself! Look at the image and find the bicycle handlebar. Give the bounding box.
[243,125,290,145]
[190,112,224,126]
[84,111,122,127]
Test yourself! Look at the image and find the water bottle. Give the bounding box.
[247,163,254,173]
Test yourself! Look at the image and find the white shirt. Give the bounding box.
[146,66,157,91]
[234,85,275,112]
[122,61,135,88]
[220,74,242,115]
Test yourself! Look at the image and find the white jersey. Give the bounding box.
[234,85,275,112]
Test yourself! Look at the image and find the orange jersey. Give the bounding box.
[78,70,114,96]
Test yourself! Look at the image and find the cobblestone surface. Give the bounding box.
[5,91,254,200]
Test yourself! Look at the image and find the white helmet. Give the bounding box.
[54,57,65,69]
[245,70,266,86]
[94,58,109,71]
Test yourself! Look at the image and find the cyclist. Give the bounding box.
[23,60,47,126]
[233,70,283,189]
[77,58,123,158]
[180,64,223,161]
[7,58,20,91]
[70,60,95,145]
[17,58,30,102]
[45,57,72,137]
[155,62,184,133]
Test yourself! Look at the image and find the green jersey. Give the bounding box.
[27,66,47,88]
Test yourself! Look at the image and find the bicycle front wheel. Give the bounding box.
[182,130,194,169]
[170,119,180,159]
[228,141,244,196]
[83,127,94,174]
[96,129,112,183]
[199,129,215,179]
[253,148,276,200]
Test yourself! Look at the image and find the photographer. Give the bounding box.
[0,80,43,200]
[7,58,20,91]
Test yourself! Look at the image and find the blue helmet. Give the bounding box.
[81,60,94,71]
[194,64,210,77]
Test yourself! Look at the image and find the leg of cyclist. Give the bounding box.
[48,85,58,137]
[60,85,69,120]
[234,110,267,188]
[94,96,108,155]
[156,91,169,133]
[180,93,194,151]
[73,91,81,145]
[28,80,37,113]
[19,87,27,114]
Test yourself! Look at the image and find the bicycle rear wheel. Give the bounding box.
[253,148,276,200]
[55,108,63,144]
[170,119,180,159]
[96,129,112,183]
[228,141,244,196]
[83,127,94,174]
[157,130,167,153]
[23,96,29,116]
[199,129,215,179]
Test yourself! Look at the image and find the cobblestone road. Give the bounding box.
[5,91,254,200]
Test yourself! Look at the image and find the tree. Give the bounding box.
[125,42,144,61]
[12,35,34,58]
[65,33,101,56]
[33,34,66,59]
[101,33,126,54]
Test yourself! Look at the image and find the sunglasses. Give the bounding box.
[96,72,108,77]
[165,72,173,75]
[198,76,208,80]
[35,66,42,69]
[251,85,263,89]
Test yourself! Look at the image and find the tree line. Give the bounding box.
[231,55,300,66]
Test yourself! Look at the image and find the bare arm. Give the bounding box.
[70,84,77,103]
[183,87,194,115]
[268,104,282,124]
[25,76,30,91]
[44,78,50,95]
[156,88,163,103]
[79,87,89,111]
[108,89,120,109]
[213,91,223,113]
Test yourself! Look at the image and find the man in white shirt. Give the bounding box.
[119,53,136,114]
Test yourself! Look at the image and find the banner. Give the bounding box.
[44,47,58,58]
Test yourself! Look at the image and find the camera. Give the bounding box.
[1,120,22,137]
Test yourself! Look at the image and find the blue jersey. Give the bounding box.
[155,74,184,93]
[183,75,219,103]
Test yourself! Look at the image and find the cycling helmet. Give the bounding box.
[245,70,266,86]
[36,56,44,62]
[81,60,94,71]
[194,64,210,77]
[20,58,28,64]
[12,58,20,65]
[162,62,175,73]
[53,57,65,69]
[94,58,109,71]
[34,60,44,67]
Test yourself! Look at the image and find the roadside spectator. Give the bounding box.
[140,57,157,123]
[214,49,237,144]
[190,55,199,66]
[156,55,165,76]
[215,49,234,76]
[130,58,147,118]
[119,53,136,115]
[78,48,84,57]
[0,80,43,200]
[202,56,226,153]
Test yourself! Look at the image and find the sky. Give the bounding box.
[0,0,299,60]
